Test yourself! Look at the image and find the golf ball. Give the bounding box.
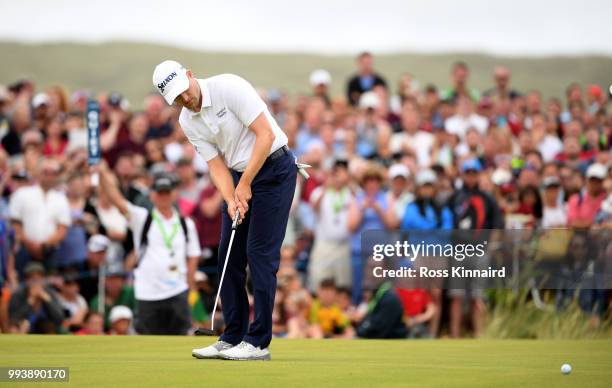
[561,364,572,375]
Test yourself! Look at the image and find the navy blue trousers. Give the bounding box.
[218,150,296,348]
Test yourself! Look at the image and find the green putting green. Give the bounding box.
[0,336,610,387]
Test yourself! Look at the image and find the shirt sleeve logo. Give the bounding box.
[215,107,227,118]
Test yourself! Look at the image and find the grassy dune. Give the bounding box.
[1,41,611,108]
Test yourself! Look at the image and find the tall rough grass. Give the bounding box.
[484,289,612,339]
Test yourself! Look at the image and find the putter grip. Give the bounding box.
[231,210,240,230]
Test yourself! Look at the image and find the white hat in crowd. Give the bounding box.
[586,163,608,180]
[109,306,133,324]
[32,93,49,108]
[359,91,380,109]
[388,163,410,180]
[415,169,437,186]
[88,234,110,253]
[491,168,512,186]
[309,69,332,87]
[152,60,189,105]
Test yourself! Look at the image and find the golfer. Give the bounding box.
[152,60,297,360]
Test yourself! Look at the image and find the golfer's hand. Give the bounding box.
[226,199,244,225]
[234,182,251,219]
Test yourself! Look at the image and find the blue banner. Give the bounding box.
[86,100,101,165]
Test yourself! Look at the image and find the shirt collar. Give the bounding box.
[153,207,179,222]
[188,79,211,117]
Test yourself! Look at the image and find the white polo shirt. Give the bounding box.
[127,204,201,301]
[178,74,288,172]
[8,185,71,242]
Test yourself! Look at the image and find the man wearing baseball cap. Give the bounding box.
[309,69,332,105]
[96,165,202,336]
[446,159,503,338]
[386,163,413,226]
[152,60,297,360]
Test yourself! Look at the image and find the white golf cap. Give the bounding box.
[359,91,380,109]
[586,163,607,180]
[415,169,437,186]
[32,93,49,108]
[88,234,110,253]
[491,168,512,186]
[389,163,410,180]
[309,69,331,87]
[109,305,133,323]
[152,60,189,105]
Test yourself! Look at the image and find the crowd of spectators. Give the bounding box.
[0,52,610,338]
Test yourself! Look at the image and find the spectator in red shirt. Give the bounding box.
[395,288,436,338]
[42,116,68,158]
[555,136,592,171]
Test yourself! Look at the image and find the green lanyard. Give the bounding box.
[367,281,392,313]
[331,188,347,214]
[152,211,179,252]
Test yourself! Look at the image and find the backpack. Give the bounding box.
[136,210,190,267]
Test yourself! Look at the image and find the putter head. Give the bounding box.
[194,328,215,336]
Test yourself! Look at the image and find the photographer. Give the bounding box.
[8,262,64,333]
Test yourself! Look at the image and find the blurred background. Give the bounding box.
[0,0,610,339]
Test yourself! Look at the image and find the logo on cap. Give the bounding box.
[157,71,177,93]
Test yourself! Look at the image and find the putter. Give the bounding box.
[195,209,240,336]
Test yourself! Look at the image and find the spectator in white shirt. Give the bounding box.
[541,176,567,228]
[531,113,563,162]
[390,106,434,167]
[9,158,71,274]
[385,163,414,227]
[455,127,483,159]
[444,95,488,140]
[308,159,353,292]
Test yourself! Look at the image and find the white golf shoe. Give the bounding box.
[192,340,235,359]
[218,341,271,361]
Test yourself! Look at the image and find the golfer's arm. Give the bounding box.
[207,156,237,203]
[239,113,275,186]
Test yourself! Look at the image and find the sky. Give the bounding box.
[1,0,611,56]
